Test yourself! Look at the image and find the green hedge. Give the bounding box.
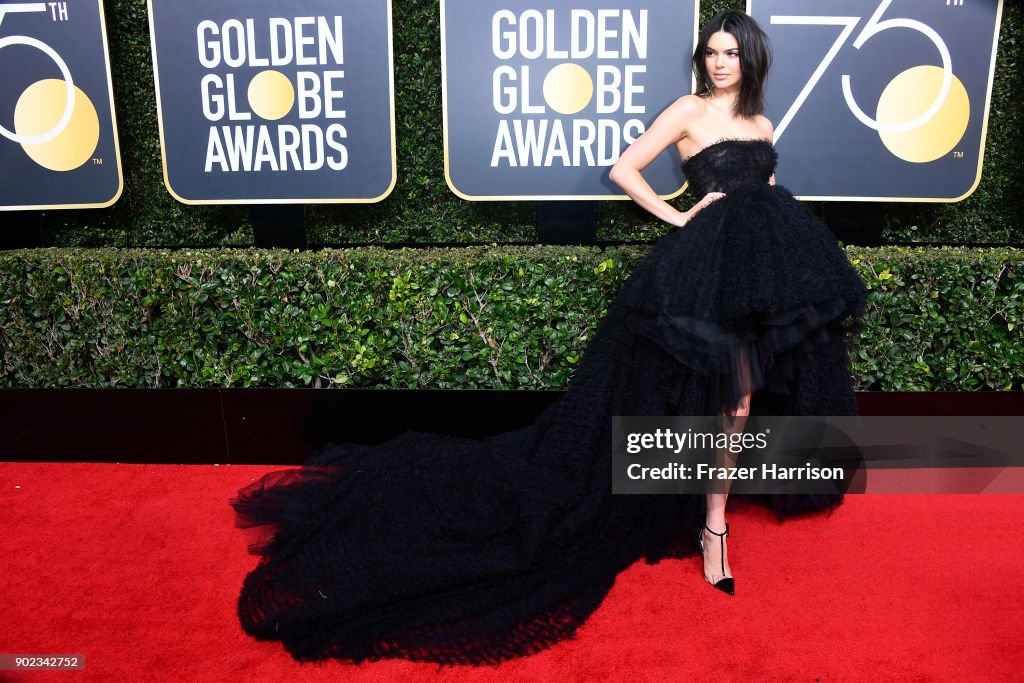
[34,0,1024,246]
[849,246,1023,390]
[1,246,1020,390]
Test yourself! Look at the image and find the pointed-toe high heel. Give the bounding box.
[698,523,734,596]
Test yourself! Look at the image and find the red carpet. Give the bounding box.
[1,462,1021,681]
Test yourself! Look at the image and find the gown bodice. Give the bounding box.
[682,138,777,196]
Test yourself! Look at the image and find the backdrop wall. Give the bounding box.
[15,0,1024,247]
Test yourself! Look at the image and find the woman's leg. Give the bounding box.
[702,356,752,586]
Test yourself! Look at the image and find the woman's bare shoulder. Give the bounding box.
[754,114,775,140]
[672,94,709,116]
[652,95,707,134]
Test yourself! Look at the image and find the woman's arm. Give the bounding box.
[610,97,714,228]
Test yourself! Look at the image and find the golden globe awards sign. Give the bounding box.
[750,0,1004,202]
[147,0,395,204]
[441,1,697,200]
[0,0,122,210]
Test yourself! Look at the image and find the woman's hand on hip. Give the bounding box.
[676,192,726,228]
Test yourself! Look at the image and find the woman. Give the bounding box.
[609,9,859,596]
[233,11,865,665]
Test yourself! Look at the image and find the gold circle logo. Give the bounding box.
[247,70,295,121]
[876,65,970,164]
[15,79,100,171]
[542,63,593,116]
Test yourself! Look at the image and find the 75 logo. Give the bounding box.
[750,0,1004,201]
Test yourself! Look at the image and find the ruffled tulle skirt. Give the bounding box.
[232,183,866,664]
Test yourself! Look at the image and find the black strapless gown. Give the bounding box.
[232,139,867,664]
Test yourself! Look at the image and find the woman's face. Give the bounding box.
[704,31,742,91]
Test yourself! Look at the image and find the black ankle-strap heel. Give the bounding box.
[698,523,735,596]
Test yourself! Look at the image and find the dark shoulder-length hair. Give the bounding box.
[692,10,772,118]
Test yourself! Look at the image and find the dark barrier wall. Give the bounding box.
[2,388,1021,464]
[18,0,1024,246]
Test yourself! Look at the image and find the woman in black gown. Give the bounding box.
[609,8,864,599]
[232,10,866,665]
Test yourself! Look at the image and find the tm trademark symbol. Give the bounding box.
[952,151,964,159]
[92,158,103,165]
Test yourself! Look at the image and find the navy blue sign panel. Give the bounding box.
[148,0,395,204]
[0,1,122,210]
[442,0,698,200]
[750,0,1004,202]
